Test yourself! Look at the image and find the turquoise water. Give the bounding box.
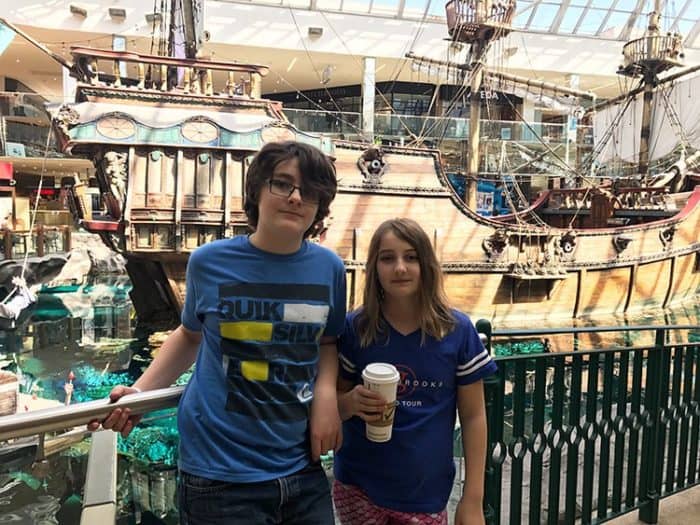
[0,279,698,524]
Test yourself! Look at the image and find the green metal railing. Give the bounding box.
[478,324,700,524]
[2,326,698,524]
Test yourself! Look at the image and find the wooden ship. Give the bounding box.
[4,1,699,327]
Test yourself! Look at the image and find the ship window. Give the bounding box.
[512,279,551,303]
[184,226,199,250]
[232,225,249,237]
[156,226,174,249]
[136,226,152,248]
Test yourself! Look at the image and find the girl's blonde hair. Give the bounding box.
[356,218,455,347]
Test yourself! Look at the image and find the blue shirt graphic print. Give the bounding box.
[219,282,330,422]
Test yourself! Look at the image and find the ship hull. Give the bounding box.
[99,141,699,327]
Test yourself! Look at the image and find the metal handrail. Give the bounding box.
[0,386,184,441]
[490,323,698,337]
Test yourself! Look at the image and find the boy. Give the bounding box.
[91,141,346,524]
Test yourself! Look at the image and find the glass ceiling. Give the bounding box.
[248,0,700,49]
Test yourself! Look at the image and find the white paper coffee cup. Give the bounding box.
[362,362,400,443]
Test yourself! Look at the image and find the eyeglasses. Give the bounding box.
[268,178,320,204]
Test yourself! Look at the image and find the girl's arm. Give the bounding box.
[337,376,386,422]
[455,380,488,525]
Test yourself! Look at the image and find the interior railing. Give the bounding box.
[1,323,699,524]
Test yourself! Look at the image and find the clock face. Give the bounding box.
[181,120,219,143]
[261,126,295,144]
[96,116,136,139]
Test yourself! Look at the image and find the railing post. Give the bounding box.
[476,318,500,524]
[80,430,118,525]
[638,328,665,523]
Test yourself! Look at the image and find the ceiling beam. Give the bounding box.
[549,0,572,33]
[620,0,648,41]
[685,19,700,48]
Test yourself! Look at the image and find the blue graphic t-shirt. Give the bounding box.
[178,235,346,483]
[334,309,497,513]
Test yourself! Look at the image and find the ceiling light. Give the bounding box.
[69,4,88,18]
[145,13,162,25]
[108,7,127,21]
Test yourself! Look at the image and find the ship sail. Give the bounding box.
[594,72,700,164]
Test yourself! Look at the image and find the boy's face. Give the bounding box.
[256,157,319,239]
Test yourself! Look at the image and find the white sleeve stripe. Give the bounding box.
[339,353,356,372]
[457,354,493,376]
[340,361,355,374]
[458,349,489,370]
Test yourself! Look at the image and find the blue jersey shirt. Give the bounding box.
[178,235,346,483]
[334,309,497,513]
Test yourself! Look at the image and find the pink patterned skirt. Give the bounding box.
[332,480,448,525]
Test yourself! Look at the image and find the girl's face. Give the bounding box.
[376,231,421,301]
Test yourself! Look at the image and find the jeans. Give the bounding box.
[178,463,334,525]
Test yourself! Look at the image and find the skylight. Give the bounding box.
[259,0,699,49]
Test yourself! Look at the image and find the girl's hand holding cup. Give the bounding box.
[347,384,387,422]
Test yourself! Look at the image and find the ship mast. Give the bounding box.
[617,0,684,180]
[445,1,516,209]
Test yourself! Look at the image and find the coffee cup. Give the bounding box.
[361,362,400,442]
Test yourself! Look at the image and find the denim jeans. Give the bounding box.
[178,463,334,525]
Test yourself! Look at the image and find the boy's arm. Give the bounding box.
[310,336,342,461]
[133,325,201,391]
[454,381,488,525]
[89,325,201,437]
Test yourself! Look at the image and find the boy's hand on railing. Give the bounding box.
[86,385,143,438]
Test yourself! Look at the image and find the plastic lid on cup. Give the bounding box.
[362,362,399,383]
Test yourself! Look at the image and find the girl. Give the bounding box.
[333,218,497,525]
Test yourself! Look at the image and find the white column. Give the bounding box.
[564,74,580,175]
[62,67,77,104]
[520,98,537,142]
[362,57,376,141]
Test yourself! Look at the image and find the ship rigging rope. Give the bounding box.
[577,83,641,178]
[287,8,347,121]
[497,143,548,228]
[269,71,366,137]
[315,6,445,142]
[410,18,515,147]
[0,122,52,305]
[659,83,690,150]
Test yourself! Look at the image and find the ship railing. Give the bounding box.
[473,323,700,525]
[0,225,72,260]
[70,47,270,100]
[445,0,516,33]
[621,33,684,72]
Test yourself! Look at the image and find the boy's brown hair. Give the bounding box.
[244,141,337,238]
